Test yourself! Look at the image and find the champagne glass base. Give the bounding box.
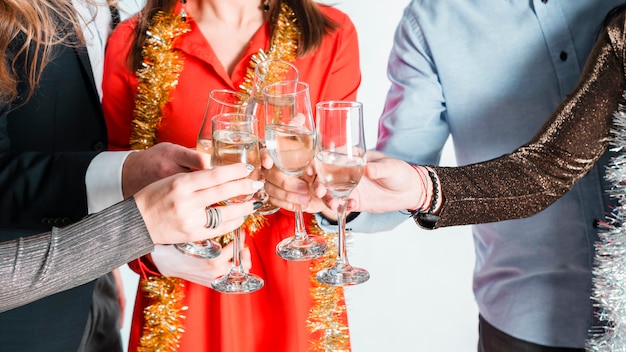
[211,271,264,294]
[253,188,280,215]
[255,202,280,215]
[316,264,370,286]
[175,240,222,259]
[276,235,328,261]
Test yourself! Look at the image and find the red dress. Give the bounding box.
[102,5,361,351]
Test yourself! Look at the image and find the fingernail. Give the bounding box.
[245,164,255,173]
[253,202,263,210]
[252,181,264,190]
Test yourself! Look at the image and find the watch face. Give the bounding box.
[414,212,440,229]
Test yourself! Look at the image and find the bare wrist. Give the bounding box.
[407,165,430,212]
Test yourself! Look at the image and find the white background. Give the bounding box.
[117,1,478,351]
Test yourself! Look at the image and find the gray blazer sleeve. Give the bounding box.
[0,197,154,312]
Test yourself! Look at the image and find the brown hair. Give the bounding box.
[129,0,338,70]
[0,0,95,106]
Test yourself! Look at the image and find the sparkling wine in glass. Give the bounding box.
[175,89,249,259]
[314,101,370,286]
[246,59,300,215]
[263,81,328,261]
[209,113,264,294]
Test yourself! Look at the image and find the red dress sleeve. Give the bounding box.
[127,254,162,278]
[320,6,361,101]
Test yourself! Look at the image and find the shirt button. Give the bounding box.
[93,141,105,151]
[559,51,568,61]
[56,217,72,227]
[541,0,548,3]
[592,219,601,228]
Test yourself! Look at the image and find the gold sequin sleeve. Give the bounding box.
[428,13,626,229]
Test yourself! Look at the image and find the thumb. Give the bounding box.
[365,160,389,180]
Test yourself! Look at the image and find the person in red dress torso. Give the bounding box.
[102,0,361,350]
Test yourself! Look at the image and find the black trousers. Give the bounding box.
[478,315,584,352]
[78,272,123,352]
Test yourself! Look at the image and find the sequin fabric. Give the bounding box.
[428,12,626,228]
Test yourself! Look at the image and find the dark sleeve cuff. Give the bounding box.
[412,212,441,229]
[318,212,361,226]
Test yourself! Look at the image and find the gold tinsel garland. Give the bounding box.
[307,220,351,352]
[138,276,188,352]
[130,4,349,352]
[239,2,299,96]
[129,12,190,150]
[131,11,190,352]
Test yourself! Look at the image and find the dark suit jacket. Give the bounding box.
[0,35,113,350]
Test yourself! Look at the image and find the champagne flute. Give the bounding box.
[174,89,249,259]
[263,81,328,261]
[314,101,370,286]
[247,59,300,215]
[210,113,264,293]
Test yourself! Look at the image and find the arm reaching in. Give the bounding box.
[318,14,625,229]
[122,142,214,198]
[0,163,262,312]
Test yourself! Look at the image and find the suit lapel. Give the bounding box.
[74,47,98,96]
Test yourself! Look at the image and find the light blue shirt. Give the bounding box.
[323,0,623,348]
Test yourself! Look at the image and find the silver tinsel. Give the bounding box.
[588,91,626,352]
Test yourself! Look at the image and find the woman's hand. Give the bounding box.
[151,242,252,287]
[134,163,263,245]
[261,150,330,214]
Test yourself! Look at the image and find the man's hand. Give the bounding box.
[122,142,212,198]
[151,243,252,287]
[315,151,425,213]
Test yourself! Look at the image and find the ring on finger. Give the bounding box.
[204,206,222,229]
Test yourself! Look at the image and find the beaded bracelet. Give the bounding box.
[424,168,439,214]
[412,167,442,229]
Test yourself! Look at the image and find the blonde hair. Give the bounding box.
[0,0,92,106]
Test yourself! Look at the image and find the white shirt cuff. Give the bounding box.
[86,151,133,214]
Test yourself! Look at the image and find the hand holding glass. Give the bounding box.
[263,81,328,261]
[175,90,249,259]
[315,101,370,286]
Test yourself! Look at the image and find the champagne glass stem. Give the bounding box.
[275,203,328,261]
[335,196,350,267]
[211,226,264,293]
[294,204,308,241]
[316,194,369,286]
[230,228,244,276]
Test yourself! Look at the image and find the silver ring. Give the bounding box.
[204,206,222,229]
